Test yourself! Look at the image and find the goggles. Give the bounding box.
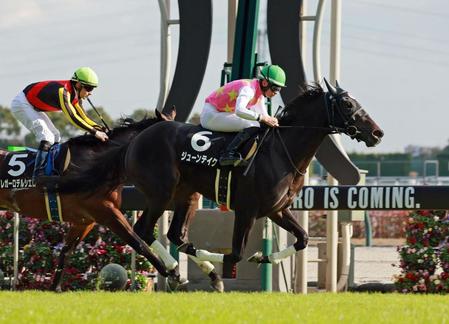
[82,84,96,92]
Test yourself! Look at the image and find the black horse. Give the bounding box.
[57,81,383,290]
[0,108,187,291]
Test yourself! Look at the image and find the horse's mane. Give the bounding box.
[67,116,159,146]
[284,83,324,111]
[277,83,324,124]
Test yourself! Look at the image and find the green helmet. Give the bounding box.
[71,67,99,87]
[260,65,286,87]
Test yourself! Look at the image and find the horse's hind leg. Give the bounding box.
[168,193,224,292]
[248,208,308,264]
[97,206,186,291]
[190,209,258,269]
[51,223,95,292]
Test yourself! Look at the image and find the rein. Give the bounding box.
[243,89,363,178]
[274,128,306,177]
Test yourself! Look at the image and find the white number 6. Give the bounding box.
[8,154,28,177]
[191,131,212,152]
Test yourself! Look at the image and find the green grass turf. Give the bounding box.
[1,291,448,323]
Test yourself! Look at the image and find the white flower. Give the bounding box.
[434,279,441,285]
[418,259,424,263]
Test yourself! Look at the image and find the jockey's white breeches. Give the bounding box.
[10,91,61,144]
[200,103,260,132]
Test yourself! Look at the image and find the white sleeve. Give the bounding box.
[235,86,260,121]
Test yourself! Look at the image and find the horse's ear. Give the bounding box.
[168,105,176,120]
[155,109,163,120]
[158,106,176,121]
[335,80,345,94]
[323,78,337,96]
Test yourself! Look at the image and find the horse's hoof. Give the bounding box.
[247,251,263,263]
[210,278,224,293]
[52,286,62,293]
[247,251,270,264]
[166,275,189,292]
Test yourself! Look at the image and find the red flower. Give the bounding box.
[405,272,417,281]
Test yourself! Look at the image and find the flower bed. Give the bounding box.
[393,210,449,293]
[0,211,155,291]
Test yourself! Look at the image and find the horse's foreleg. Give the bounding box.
[192,211,256,266]
[249,208,308,264]
[51,223,95,292]
[222,212,257,265]
[168,194,224,292]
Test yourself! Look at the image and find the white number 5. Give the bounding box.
[8,154,28,177]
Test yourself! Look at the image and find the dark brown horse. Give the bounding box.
[0,109,186,291]
[57,81,384,290]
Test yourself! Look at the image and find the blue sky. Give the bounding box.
[0,0,448,153]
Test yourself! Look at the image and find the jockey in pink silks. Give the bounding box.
[200,64,286,166]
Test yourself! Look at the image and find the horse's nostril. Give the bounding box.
[373,129,384,138]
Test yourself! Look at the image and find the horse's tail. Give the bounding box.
[57,143,129,195]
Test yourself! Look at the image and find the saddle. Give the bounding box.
[179,126,258,168]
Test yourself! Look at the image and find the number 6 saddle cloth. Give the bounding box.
[179,125,259,210]
[179,125,258,168]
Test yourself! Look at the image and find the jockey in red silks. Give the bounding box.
[10,67,109,181]
[200,64,286,167]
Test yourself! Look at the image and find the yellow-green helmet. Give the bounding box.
[260,65,286,87]
[71,67,99,87]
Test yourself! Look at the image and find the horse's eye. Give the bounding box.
[344,99,352,108]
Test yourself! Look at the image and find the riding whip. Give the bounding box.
[243,106,283,177]
[86,98,111,132]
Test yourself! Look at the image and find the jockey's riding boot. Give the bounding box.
[32,140,51,182]
[219,127,259,167]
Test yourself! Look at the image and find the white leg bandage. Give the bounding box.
[150,240,178,270]
[268,245,297,265]
[196,249,224,263]
[188,255,215,274]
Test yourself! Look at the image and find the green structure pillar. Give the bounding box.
[229,0,272,292]
[230,0,260,80]
[261,218,272,291]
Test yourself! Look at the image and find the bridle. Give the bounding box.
[270,86,367,177]
[276,90,366,139]
[244,81,367,178]
[323,91,367,139]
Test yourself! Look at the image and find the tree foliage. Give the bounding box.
[0,105,21,137]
